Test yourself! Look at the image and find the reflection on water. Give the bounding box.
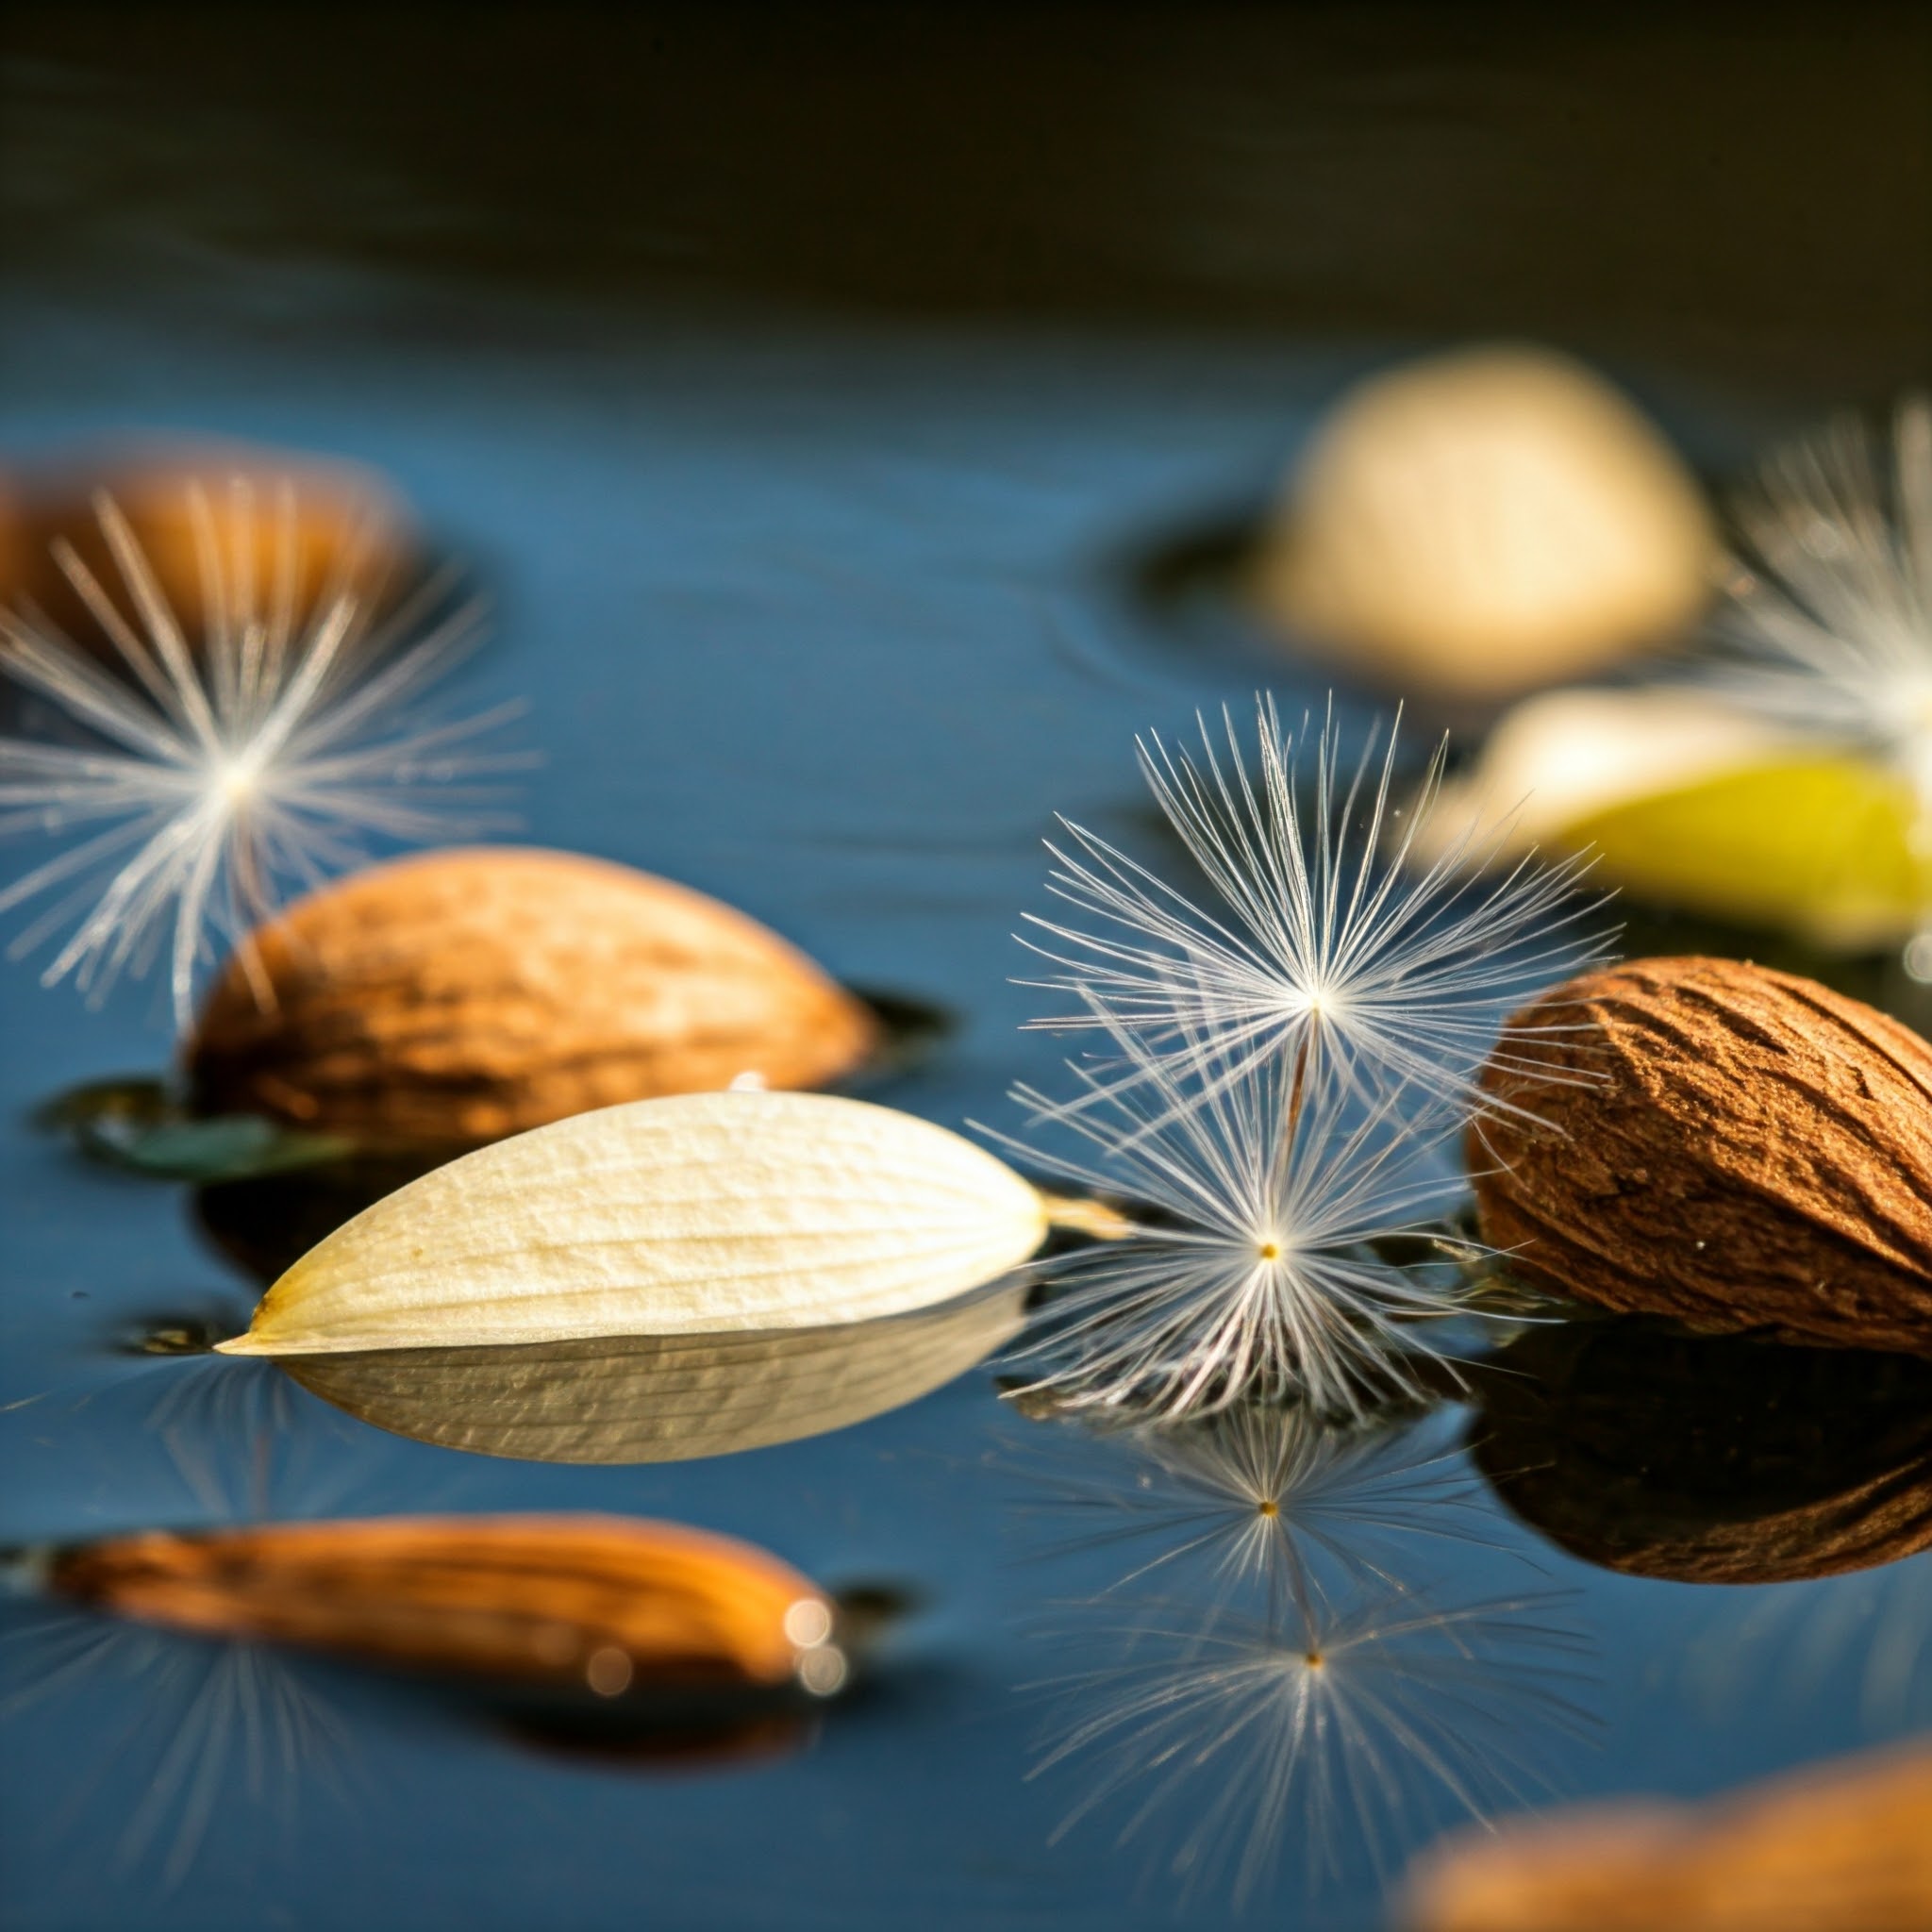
[1009,1398,1596,1908]
[1008,1397,1491,1617]
[275,1282,1029,1463]
[1473,1321,1932,1585]
[1030,1588,1594,1909]
[1684,1551,1932,1740]
[1,1612,359,1890]
[4,1509,845,1889]
[195,1158,435,1284]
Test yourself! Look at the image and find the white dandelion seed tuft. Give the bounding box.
[991,1007,1481,1423]
[1020,695,1609,1118]
[0,475,531,1030]
[1709,394,1932,803]
[1028,1586,1596,1908]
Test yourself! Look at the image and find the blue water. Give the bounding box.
[4,18,1927,1928]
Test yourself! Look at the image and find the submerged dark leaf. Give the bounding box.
[40,1075,353,1180]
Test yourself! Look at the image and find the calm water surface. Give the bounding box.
[4,12,1930,1930]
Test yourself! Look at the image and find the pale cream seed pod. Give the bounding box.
[1253,344,1717,699]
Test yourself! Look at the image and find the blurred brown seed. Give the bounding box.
[0,443,418,670]
[48,1512,833,1694]
[187,847,879,1151]
[1404,1740,1932,1932]
[1472,956,1932,1353]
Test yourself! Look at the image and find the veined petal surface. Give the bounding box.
[219,1091,1048,1355]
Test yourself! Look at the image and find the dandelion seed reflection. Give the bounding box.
[1684,1550,1932,1737]
[19,1331,375,1530]
[0,474,530,1028]
[1029,1586,1595,1911]
[1008,1399,1496,1622]
[0,1600,359,1891]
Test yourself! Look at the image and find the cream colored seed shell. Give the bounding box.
[1254,345,1715,696]
[219,1091,1049,1356]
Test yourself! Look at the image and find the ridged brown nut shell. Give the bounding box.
[187,848,878,1151]
[1472,955,1932,1352]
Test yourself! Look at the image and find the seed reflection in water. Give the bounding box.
[1472,1321,1932,1587]
[1008,1397,1595,1908]
[1008,1397,1494,1618]
[273,1280,1029,1464]
[1029,1587,1596,1909]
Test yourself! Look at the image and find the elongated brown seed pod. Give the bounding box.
[188,848,878,1150]
[1405,1741,1932,1932]
[46,1514,836,1695]
[1472,956,1932,1352]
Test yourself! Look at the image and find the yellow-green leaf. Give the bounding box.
[1566,755,1932,949]
[217,1091,1049,1357]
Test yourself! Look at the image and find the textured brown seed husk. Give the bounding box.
[1404,1740,1932,1932]
[1471,1321,1932,1584]
[187,848,878,1151]
[1472,955,1932,1353]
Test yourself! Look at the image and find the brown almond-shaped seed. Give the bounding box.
[47,1513,832,1692]
[1404,1741,1932,1932]
[1,443,418,670]
[1471,955,1932,1352]
[186,847,879,1151]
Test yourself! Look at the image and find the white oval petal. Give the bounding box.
[217,1091,1047,1356]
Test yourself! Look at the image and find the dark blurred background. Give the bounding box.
[5,4,1928,396]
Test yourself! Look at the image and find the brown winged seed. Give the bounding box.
[1472,956,1932,1352]
[188,847,877,1151]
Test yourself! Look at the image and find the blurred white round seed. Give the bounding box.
[1253,344,1717,699]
